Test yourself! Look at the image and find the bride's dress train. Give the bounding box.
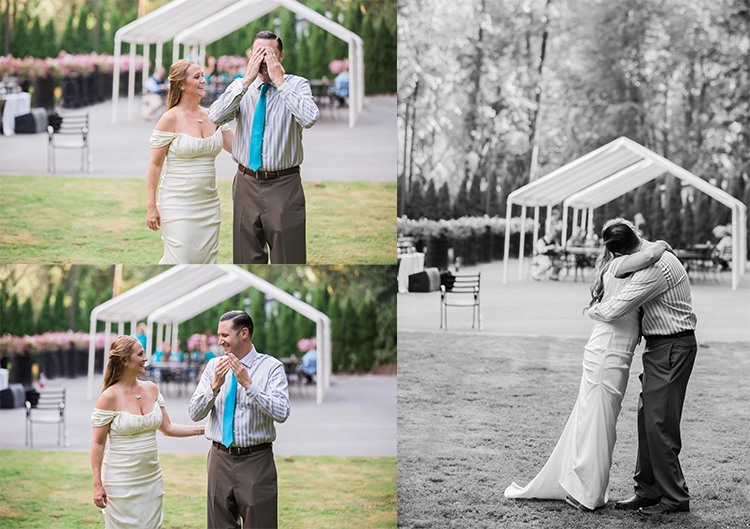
[504,257,640,510]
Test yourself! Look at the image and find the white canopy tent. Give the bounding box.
[502,137,747,289]
[112,0,364,127]
[87,265,332,404]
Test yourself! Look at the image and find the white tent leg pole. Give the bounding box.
[143,43,150,94]
[316,319,323,404]
[156,42,163,69]
[532,206,540,250]
[130,319,137,336]
[545,205,552,235]
[199,43,206,70]
[324,319,331,391]
[573,208,580,236]
[112,37,122,123]
[173,41,180,64]
[502,202,512,283]
[157,323,164,351]
[358,40,364,114]
[87,317,97,400]
[561,205,569,248]
[518,205,527,280]
[117,321,124,336]
[587,208,594,238]
[732,206,739,290]
[146,318,154,361]
[348,39,355,128]
[103,321,112,378]
[172,324,179,352]
[127,44,136,120]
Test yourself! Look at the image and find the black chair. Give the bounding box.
[25,388,66,447]
[440,273,481,330]
[47,112,90,173]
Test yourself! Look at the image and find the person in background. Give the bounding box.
[329,69,349,105]
[135,322,148,349]
[142,66,169,120]
[711,225,732,270]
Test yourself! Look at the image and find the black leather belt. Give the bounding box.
[213,441,272,455]
[644,329,695,341]
[238,164,299,180]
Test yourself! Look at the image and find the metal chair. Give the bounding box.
[440,273,481,330]
[25,388,66,448]
[47,112,90,173]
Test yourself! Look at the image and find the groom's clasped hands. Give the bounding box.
[211,353,252,391]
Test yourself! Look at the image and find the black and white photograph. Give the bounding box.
[397,0,750,527]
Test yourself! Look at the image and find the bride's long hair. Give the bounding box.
[103,335,138,391]
[586,218,641,309]
[166,59,197,111]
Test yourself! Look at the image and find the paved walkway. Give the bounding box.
[0,95,396,182]
[399,259,750,342]
[0,373,396,457]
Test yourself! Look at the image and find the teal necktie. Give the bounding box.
[222,372,237,447]
[249,83,271,171]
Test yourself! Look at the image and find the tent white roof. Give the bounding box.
[112,0,364,128]
[502,137,747,289]
[87,265,331,404]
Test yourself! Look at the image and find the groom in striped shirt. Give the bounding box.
[586,228,697,516]
[209,31,319,264]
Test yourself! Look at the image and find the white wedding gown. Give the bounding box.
[150,125,229,264]
[91,393,166,529]
[505,256,640,510]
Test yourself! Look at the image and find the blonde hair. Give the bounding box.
[103,335,138,391]
[166,59,198,111]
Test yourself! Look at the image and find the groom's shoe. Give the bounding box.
[565,495,592,513]
[614,495,661,510]
[638,502,689,516]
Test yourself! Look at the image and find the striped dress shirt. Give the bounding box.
[587,251,697,335]
[208,76,319,171]
[189,347,290,447]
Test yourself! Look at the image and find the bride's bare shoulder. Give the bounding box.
[155,108,179,133]
[95,386,118,411]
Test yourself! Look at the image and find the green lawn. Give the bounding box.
[398,331,750,528]
[0,450,396,529]
[0,175,396,264]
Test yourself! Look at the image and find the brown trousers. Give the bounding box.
[633,334,697,510]
[206,445,278,529]
[232,168,306,264]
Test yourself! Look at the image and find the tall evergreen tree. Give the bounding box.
[19,298,35,336]
[7,294,21,335]
[681,198,696,248]
[343,2,362,36]
[59,10,78,54]
[0,287,7,335]
[326,7,347,62]
[692,192,711,244]
[265,309,279,357]
[279,8,298,75]
[52,284,68,331]
[453,173,471,218]
[249,289,267,353]
[326,294,343,371]
[340,295,361,371]
[10,11,29,57]
[468,173,484,216]
[423,179,438,220]
[76,5,92,54]
[296,31,311,79]
[663,177,684,248]
[360,13,376,94]
[28,15,44,58]
[650,181,665,240]
[357,292,377,371]
[437,182,452,220]
[374,16,396,93]
[37,291,52,334]
[308,23,328,79]
[277,302,297,358]
[406,177,425,219]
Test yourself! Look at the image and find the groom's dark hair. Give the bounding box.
[253,31,283,52]
[220,311,254,338]
[602,220,640,255]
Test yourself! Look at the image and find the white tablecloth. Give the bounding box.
[2,92,31,136]
[398,252,425,293]
[0,368,8,390]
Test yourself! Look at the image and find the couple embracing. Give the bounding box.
[506,218,697,515]
[146,31,319,265]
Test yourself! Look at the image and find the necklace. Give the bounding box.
[123,384,142,400]
[183,107,203,123]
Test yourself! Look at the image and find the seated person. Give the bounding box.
[142,66,168,120]
[152,342,171,363]
[329,70,349,105]
[711,225,732,270]
[170,339,184,362]
[298,349,317,384]
[531,229,563,281]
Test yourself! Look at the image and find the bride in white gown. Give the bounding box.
[505,219,671,511]
[91,336,206,528]
[146,59,234,264]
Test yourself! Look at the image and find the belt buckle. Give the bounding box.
[229,446,240,455]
